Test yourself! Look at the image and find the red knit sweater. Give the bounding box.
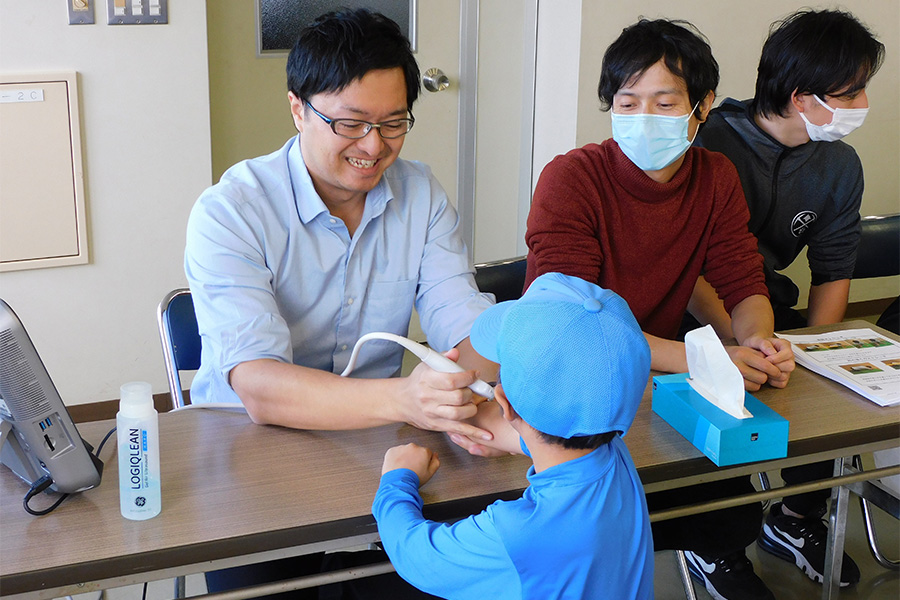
[525,139,768,340]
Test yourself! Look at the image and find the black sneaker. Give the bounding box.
[684,550,775,600]
[757,502,860,587]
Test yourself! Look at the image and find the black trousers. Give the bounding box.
[648,476,763,556]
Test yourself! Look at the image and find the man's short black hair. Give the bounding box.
[538,430,617,450]
[752,9,885,118]
[598,18,719,113]
[287,8,421,111]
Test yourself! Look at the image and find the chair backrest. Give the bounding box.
[474,256,527,302]
[853,214,899,280]
[156,289,201,409]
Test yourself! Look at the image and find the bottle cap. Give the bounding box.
[119,381,154,416]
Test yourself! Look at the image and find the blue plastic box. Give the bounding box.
[652,373,789,466]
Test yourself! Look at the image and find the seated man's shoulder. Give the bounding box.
[198,142,297,216]
[697,99,754,146]
[691,145,741,175]
[540,143,609,179]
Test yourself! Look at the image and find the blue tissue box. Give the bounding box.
[652,373,788,466]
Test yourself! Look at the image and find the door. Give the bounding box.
[405,1,537,264]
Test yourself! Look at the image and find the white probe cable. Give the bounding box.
[340,332,495,399]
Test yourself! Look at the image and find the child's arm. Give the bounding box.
[372,452,520,598]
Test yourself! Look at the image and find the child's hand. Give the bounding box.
[382,443,440,486]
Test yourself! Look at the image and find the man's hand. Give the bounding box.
[729,295,795,389]
[382,443,440,486]
[726,337,795,390]
[447,401,522,457]
[746,335,795,388]
[398,348,494,442]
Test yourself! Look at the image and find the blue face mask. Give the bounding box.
[611,104,699,171]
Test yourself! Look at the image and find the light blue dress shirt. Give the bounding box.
[373,435,655,600]
[185,136,493,404]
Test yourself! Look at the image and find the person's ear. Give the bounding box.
[493,384,519,423]
[790,89,809,114]
[697,90,716,123]
[288,92,305,132]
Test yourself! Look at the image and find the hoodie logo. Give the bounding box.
[791,211,817,237]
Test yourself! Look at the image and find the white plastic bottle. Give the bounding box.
[116,381,161,520]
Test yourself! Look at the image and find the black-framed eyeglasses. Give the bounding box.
[305,102,415,139]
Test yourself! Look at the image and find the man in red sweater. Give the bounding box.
[460,19,796,600]
[524,20,793,390]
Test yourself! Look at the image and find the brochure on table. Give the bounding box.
[776,328,900,407]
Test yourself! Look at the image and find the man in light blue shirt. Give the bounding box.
[185,9,495,441]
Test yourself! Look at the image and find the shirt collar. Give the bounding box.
[288,135,396,226]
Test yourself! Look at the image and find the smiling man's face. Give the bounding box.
[289,67,409,209]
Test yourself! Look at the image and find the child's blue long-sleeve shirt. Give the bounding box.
[372,436,654,600]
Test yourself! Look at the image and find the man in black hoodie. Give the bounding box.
[684,9,885,600]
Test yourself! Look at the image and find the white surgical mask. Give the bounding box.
[799,94,868,142]
[611,104,699,171]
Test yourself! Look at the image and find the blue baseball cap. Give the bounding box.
[470,272,650,438]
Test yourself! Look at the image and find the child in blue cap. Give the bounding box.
[372,272,654,599]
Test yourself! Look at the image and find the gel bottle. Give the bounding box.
[116,381,161,520]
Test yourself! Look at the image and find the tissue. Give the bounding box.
[685,325,752,419]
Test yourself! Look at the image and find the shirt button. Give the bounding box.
[341,344,348,351]
[330,218,337,224]
[347,298,354,305]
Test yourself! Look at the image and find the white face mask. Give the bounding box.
[611,103,699,171]
[799,94,868,142]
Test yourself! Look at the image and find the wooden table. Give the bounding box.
[2,322,898,599]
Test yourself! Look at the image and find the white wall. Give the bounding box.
[0,1,895,408]
[0,1,212,405]
[535,0,899,308]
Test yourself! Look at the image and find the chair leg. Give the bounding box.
[675,550,698,600]
[758,471,772,510]
[853,455,900,571]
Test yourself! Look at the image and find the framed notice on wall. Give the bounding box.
[256,0,416,56]
[0,72,89,272]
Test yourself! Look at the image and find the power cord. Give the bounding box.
[22,476,67,516]
[96,425,117,455]
[21,425,116,516]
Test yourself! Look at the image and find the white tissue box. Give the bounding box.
[652,373,789,466]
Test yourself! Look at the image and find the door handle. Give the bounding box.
[423,68,450,93]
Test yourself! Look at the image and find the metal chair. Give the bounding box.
[156,288,201,409]
[156,289,203,597]
[474,256,527,301]
[850,214,900,570]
